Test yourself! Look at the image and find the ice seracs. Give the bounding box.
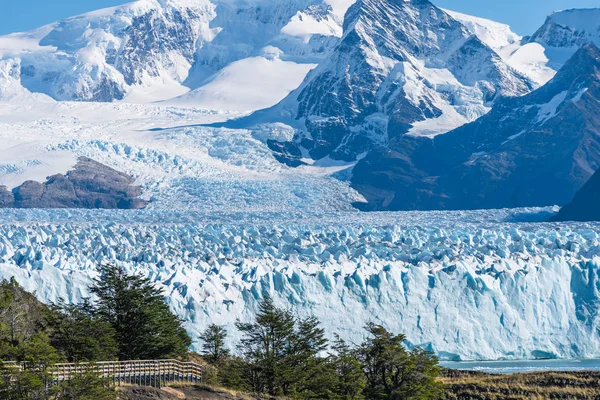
[0,208,599,361]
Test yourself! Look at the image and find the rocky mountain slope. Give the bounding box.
[352,43,600,210]
[552,166,600,222]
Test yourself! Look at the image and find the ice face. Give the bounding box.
[1,207,599,361]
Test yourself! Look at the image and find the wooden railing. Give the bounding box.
[1,359,203,388]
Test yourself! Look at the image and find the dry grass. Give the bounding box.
[441,369,600,399]
[166,382,262,400]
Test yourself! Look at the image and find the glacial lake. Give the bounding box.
[442,359,600,374]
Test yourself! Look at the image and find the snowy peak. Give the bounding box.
[527,8,600,72]
[0,0,216,102]
[0,0,351,106]
[443,9,521,51]
[261,0,532,162]
[531,8,600,48]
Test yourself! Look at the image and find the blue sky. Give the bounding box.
[0,0,598,36]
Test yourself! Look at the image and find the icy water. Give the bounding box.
[442,359,600,374]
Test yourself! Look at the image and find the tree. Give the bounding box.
[199,324,230,365]
[52,371,117,400]
[47,301,118,362]
[236,297,335,398]
[330,335,365,400]
[286,316,332,398]
[0,278,49,362]
[357,323,442,400]
[236,296,296,396]
[90,264,191,360]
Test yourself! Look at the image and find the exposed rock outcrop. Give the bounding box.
[2,157,148,209]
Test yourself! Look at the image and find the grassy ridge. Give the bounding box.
[442,369,600,399]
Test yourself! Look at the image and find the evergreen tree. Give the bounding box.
[358,323,442,400]
[199,324,230,365]
[52,371,117,400]
[47,301,118,362]
[236,296,296,396]
[90,264,191,360]
[286,316,331,398]
[330,334,365,400]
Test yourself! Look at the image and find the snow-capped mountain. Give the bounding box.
[529,8,600,69]
[444,10,555,86]
[0,0,353,106]
[0,0,217,102]
[442,9,521,51]
[353,43,600,211]
[242,0,533,163]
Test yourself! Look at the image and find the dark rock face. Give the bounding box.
[2,157,148,209]
[0,186,14,207]
[551,168,600,221]
[353,44,600,211]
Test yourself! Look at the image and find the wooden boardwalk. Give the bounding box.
[2,359,203,388]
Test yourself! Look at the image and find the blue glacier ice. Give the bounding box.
[0,207,599,361]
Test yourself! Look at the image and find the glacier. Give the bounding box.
[2,207,600,361]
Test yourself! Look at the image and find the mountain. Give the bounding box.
[238,0,534,162]
[0,0,352,106]
[528,8,600,69]
[444,10,556,86]
[551,167,600,222]
[442,9,521,51]
[0,0,217,102]
[352,44,600,210]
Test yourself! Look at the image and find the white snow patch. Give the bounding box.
[0,143,77,189]
[169,56,317,112]
[444,9,521,50]
[502,130,526,145]
[502,42,556,85]
[572,88,589,103]
[536,91,568,125]
[281,10,343,43]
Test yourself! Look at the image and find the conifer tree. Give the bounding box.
[199,324,230,365]
[47,301,118,362]
[287,316,331,398]
[90,264,191,360]
[236,296,296,396]
[330,334,365,400]
[358,323,442,400]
